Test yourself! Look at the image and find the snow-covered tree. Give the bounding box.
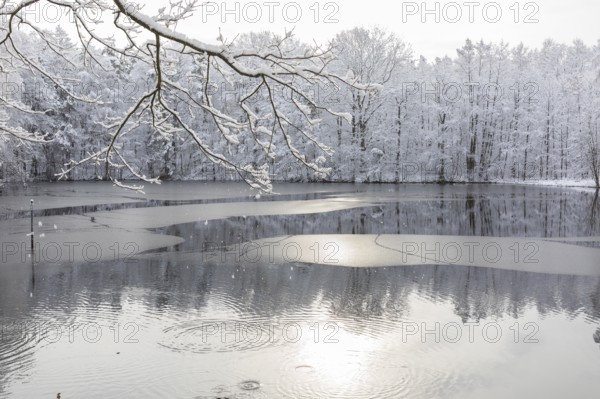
[330,27,411,180]
[1,0,361,191]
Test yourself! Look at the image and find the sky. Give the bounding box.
[140,0,600,59]
[11,0,600,60]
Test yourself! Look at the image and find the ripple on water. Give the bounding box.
[157,309,404,357]
[294,365,316,374]
[32,290,125,325]
[0,318,61,379]
[239,380,261,390]
[207,291,263,316]
[330,315,399,339]
[157,309,384,355]
[159,318,280,353]
[275,349,466,399]
[192,381,268,399]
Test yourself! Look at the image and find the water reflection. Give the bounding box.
[1,183,600,398]
[2,258,600,397]
[152,186,600,248]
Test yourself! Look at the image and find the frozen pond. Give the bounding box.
[1,182,600,398]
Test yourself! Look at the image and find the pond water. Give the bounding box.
[1,182,599,398]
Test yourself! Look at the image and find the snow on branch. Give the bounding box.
[0,0,358,191]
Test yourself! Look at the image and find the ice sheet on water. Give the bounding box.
[88,198,376,230]
[1,186,374,266]
[242,234,600,276]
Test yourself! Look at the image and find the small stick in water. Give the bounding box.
[30,199,34,253]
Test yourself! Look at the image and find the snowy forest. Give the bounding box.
[1,2,600,188]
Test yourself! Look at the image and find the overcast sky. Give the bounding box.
[138,0,600,59]
[15,0,600,59]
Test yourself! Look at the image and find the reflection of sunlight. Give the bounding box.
[295,325,378,388]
